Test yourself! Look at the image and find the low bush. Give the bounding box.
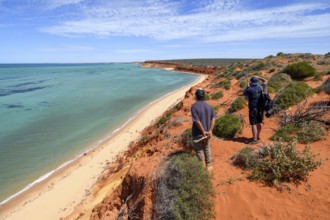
[211,91,223,100]
[267,73,292,92]
[229,96,245,113]
[169,117,187,127]
[296,121,327,144]
[239,78,248,88]
[248,141,321,186]
[250,62,268,71]
[283,61,316,79]
[274,82,314,109]
[213,105,221,113]
[158,112,172,126]
[213,80,231,90]
[231,147,256,169]
[324,77,330,94]
[271,121,326,144]
[155,152,214,220]
[179,128,193,150]
[213,114,242,138]
[270,123,297,142]
[204,93,210,101]
[313,73,323,81]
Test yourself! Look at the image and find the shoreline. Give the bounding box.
[0,72,207,220]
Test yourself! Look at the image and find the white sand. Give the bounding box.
[0,74,207,220]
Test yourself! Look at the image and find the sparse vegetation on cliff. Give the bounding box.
[212,79,231,90]
[155,152,214,220]
[211,90,224,100]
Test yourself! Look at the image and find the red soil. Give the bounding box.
[72,55,330,220]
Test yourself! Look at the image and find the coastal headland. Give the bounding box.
[1,54,330,220]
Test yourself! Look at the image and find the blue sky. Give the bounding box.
[0,0,330,63]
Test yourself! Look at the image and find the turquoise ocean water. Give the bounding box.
[0,63,198,203]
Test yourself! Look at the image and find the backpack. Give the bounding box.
[257,88,274,117]
[262,92,273,112]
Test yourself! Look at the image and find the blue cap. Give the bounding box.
[250,76,259,86]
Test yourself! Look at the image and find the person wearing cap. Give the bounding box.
[243,76,267,144]
[191,88,216,171]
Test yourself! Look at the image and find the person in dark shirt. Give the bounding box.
[191,88,216,170]
[243,76,267,144]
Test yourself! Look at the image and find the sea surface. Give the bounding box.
[0,63,198,203]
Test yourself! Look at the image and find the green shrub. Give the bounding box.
[213,80,231,90]
[248,141,321,186]
[204,93,210,101]
[283,61,316,79]
[232,147,256,169]
[271,123,298,142]
[211,91,223,100]
[229,96,245,113]
[170,117,186,127]
[313,73,323,81]
[271,121,326,144]
[296,121,326,144]
[213,105,220,113]
[158,112,172,126]
[277,52,284,56]
[155,152,214,220]
[239,78,248,88]
[213,114,242,138]
[274,82,314,109]
[179,128,193,150]
[250,62,267,71]
[267,73,292,92]
[324,77,330,94]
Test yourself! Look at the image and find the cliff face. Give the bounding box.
[90,102,194,219]
[141,61,220,75]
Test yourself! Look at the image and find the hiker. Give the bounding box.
[191,88,216,170]
[243,76,267,144]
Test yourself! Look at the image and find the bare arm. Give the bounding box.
[209,118,215,138]
[193,117,215,139]
[258,77,267,83]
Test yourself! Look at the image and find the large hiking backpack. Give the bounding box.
[258,89,274,117]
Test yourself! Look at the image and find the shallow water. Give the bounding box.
[0,63,198,203]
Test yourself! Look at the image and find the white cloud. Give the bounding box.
[46,0,84,9]
[38,0,330,43]
[38,44,95,52]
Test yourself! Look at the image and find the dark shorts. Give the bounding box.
[249,108,264,125]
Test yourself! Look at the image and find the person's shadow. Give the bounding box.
[231,137,251,144]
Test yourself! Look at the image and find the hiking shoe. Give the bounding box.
[249,139,259,145]
[207,166,213,172]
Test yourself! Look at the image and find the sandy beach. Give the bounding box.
[0,73,207,220]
